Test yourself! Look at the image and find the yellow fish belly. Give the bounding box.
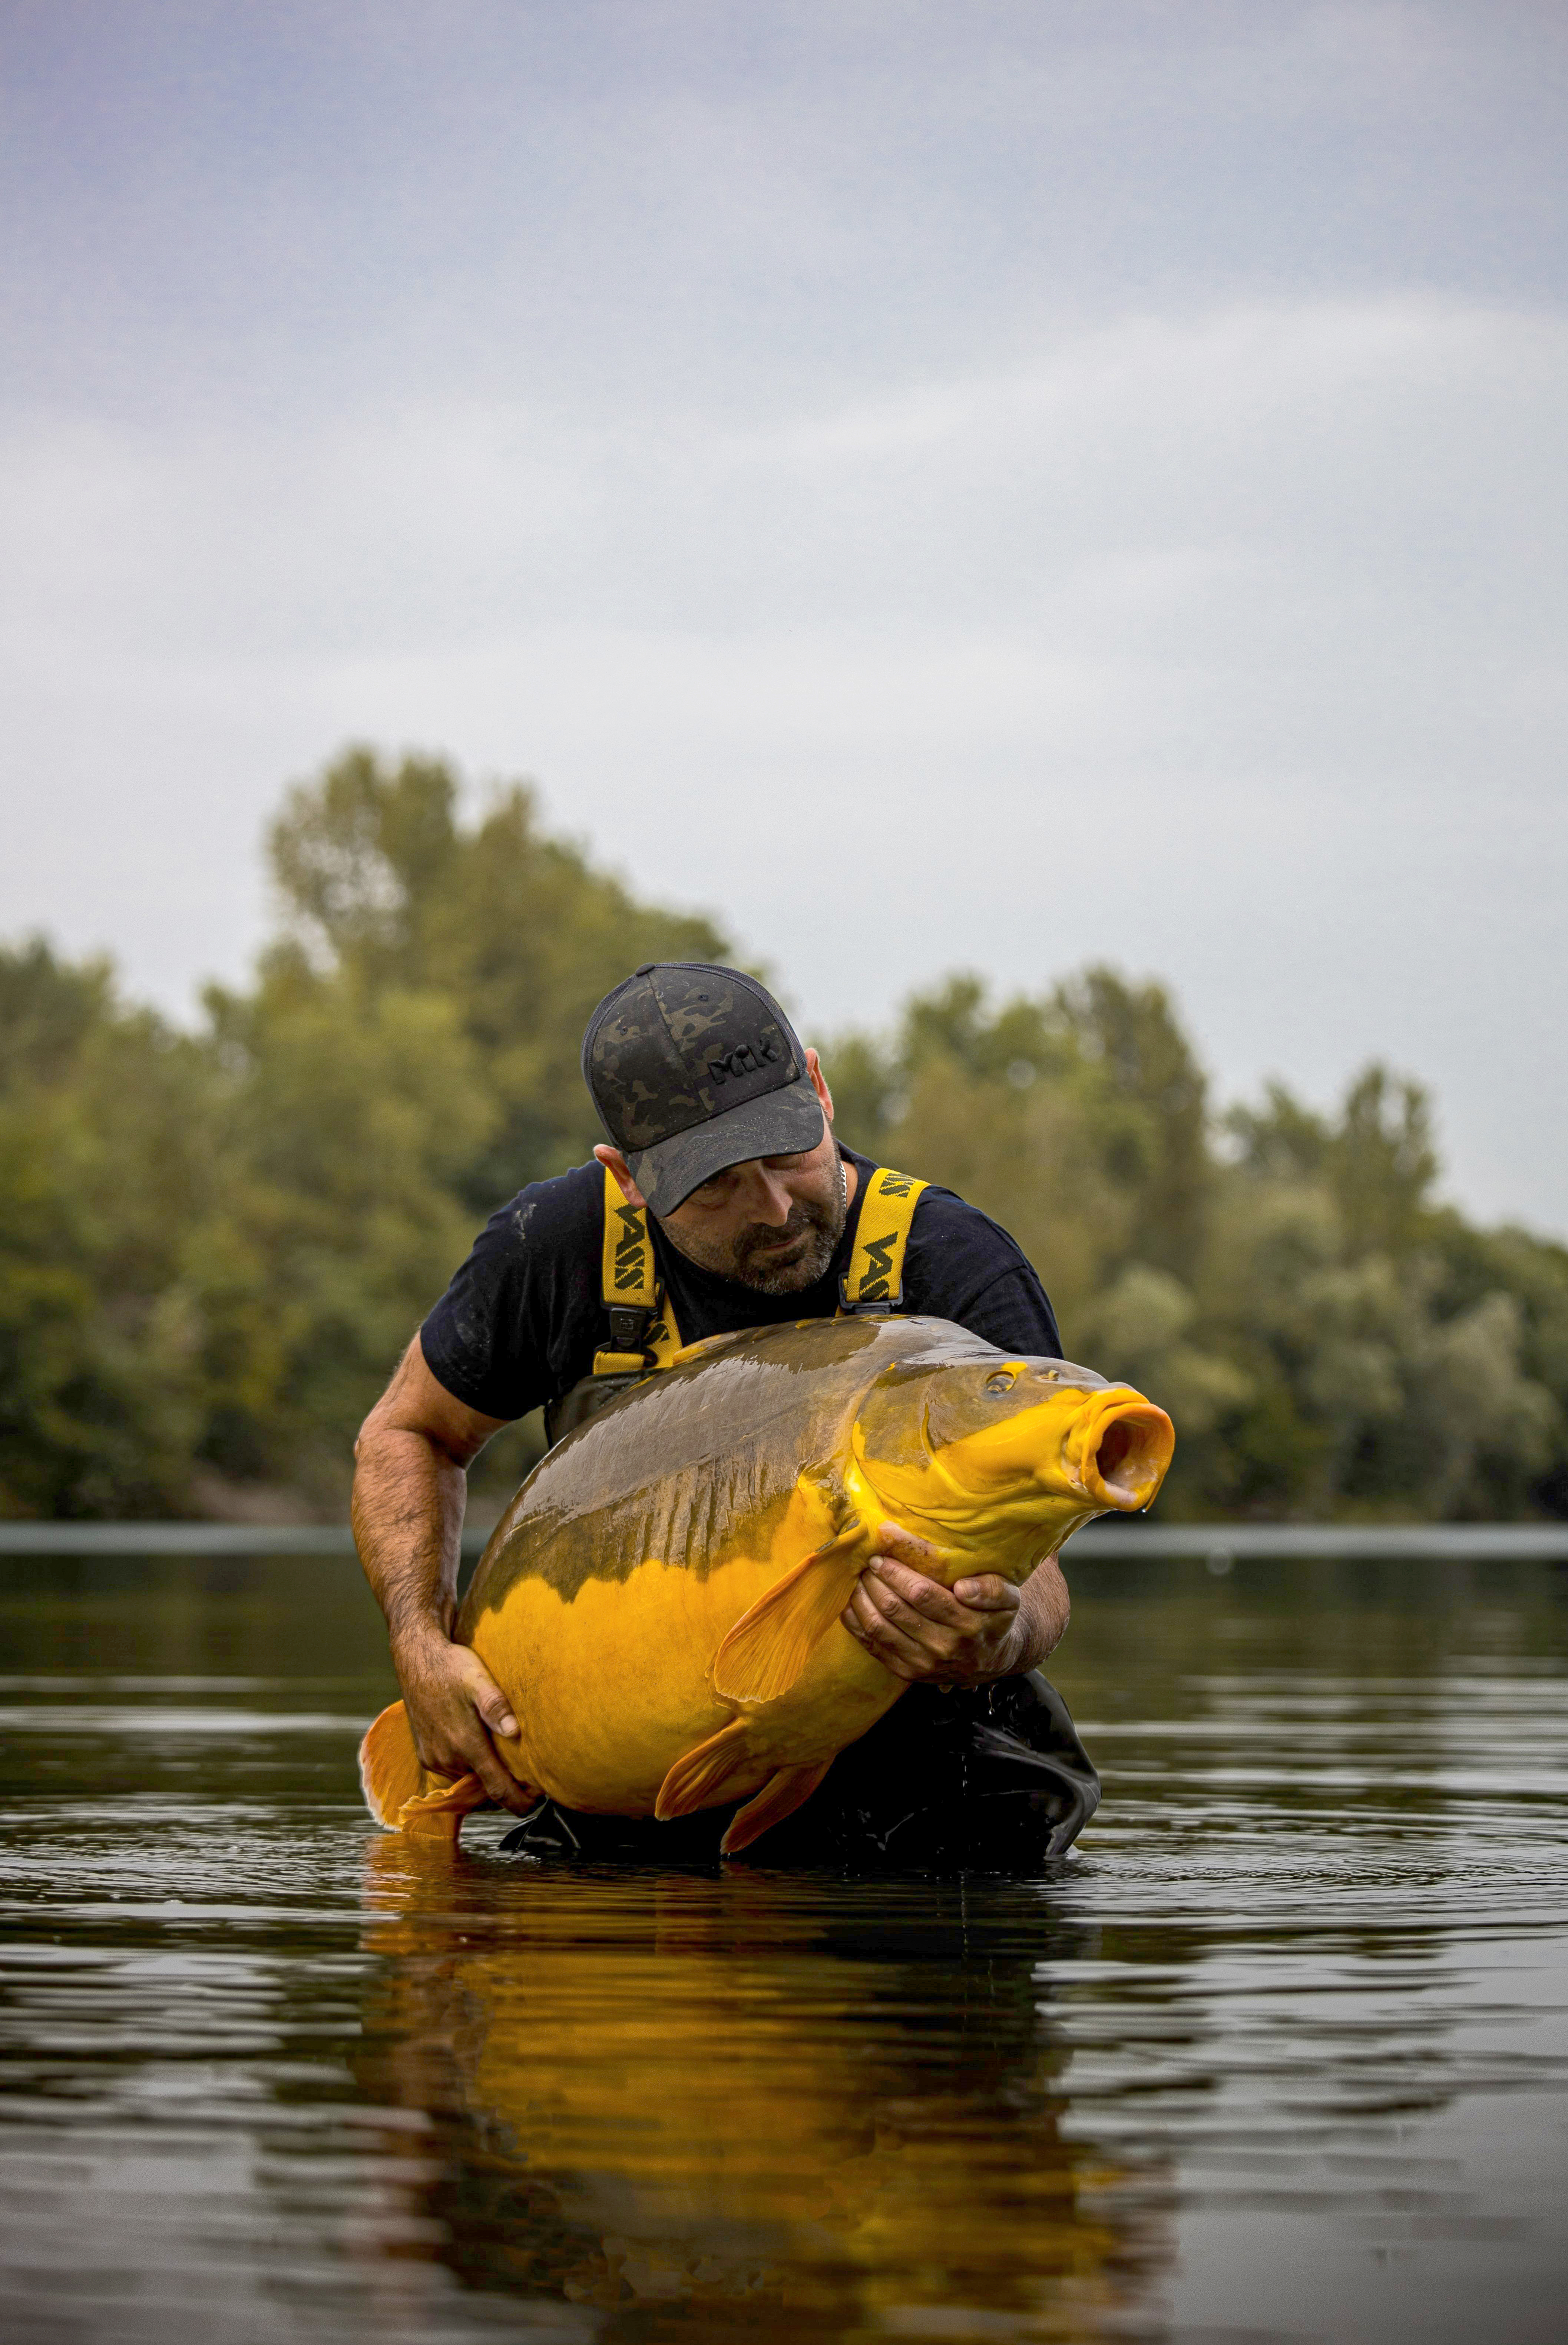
[471,1513,902,1819]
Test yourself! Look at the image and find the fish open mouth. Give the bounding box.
[1080,1400,1176,1510]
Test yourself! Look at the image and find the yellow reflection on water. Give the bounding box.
[358,1837,1172,2337]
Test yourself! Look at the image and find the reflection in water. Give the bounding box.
[1,1552,1567,2342]
[356,1843,1171,2335]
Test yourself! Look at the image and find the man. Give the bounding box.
[353,962,1098,1864]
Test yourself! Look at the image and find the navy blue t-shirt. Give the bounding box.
[420,1145,1062,1423]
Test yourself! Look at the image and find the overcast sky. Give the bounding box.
[2,2,1565,1231]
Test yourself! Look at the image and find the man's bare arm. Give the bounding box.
[351,1335,536,1814]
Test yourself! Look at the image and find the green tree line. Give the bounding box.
[3,749,1565,1523]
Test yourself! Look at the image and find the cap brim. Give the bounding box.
[628,1076,827,1213]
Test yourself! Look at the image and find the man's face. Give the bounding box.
[659,1133,848,1292]
[597,1050,850,1294]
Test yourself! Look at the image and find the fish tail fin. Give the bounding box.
[360,1700,425,1827]
[721,1760,833,1856]
[655,1717,755,1819]
[711,1530,865,1705]
[359,1702,491,1841]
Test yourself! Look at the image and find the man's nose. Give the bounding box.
[744,1168,795,1224]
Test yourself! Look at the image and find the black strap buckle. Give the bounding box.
[607,1304,655,1353]
[837,1276,896,1317]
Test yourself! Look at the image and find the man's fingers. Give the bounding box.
[453,1723,535,1813]
[447,1692,534,1813]
[951,1573,1020,1612]
[453,1649,520,1738]
[477,1760,535,1814]
[844,1579,959,1665]
[871,1520,943,1572]
[867,1558,1021,1622]
[419,1719,531,1813]
[847,1579,934,1644]
[398,1640,532,1809]
[866,1555,970,1624]
[838,1592,927,1681]
[841,1554,1027,1688]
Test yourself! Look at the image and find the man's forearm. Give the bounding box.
[350,1342,532,1811]
[351,1425,468,1651]
[1014,1556,1070,1673]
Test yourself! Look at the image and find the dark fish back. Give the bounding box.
[460,1317,907,1621]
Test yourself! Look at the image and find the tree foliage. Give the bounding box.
[0,943,216,1515]
[2,746,1565,1522]
[264,749,729,1209]
[830,977,1567,1521]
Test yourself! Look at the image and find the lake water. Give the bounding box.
[2,1549,1565,2344]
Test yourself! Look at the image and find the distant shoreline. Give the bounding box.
[4,1520,1565,1561]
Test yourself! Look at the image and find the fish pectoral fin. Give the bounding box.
[711,1529,866,1704]
[721,1760,833,1856]
[656,1717,755,1819]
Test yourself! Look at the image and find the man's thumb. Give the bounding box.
[464,1658,519,1738]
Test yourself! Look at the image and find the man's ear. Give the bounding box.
[593,1144,647,1208]
[805,1048,835,1125]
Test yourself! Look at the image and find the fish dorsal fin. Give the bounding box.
[711,1522,867,1705]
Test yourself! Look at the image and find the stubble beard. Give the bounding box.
[661,1156,849,1295]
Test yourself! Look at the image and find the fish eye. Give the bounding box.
[984,1371,1016,1395]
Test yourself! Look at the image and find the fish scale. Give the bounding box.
[360,1315,1174,1855]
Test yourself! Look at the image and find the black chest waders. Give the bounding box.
[514,1160,1100,1869]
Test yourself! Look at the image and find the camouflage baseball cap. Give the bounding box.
[582,963,825,1213]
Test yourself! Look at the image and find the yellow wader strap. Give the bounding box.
[840,1165,928,1313]
[593,1166,683,1374]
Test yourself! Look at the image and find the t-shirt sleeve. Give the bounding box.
[948,1264,1063,1358]
[901,1187,1064,1359]
[419,1166,604,1420]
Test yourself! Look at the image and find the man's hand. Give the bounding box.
[391,1625,538,1815]
[840,1521,1033,1686]
[354,1334,539,1817]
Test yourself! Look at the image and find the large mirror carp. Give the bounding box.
[360,1315,1174,1854]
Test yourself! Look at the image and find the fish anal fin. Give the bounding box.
[656,1717,754,1819]
[360,1700,425,1827]
[359,1702,493,1842]
[398,1773,489,1839]
[711,1526,866,1705]
[721,1761,833,1856]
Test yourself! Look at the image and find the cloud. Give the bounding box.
[2,288,1565,1227]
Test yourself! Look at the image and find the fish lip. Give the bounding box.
[1079,1398,1175,1510]
[915,1385,1172,1512]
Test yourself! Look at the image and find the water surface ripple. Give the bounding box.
[2,1553,1565,2343]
